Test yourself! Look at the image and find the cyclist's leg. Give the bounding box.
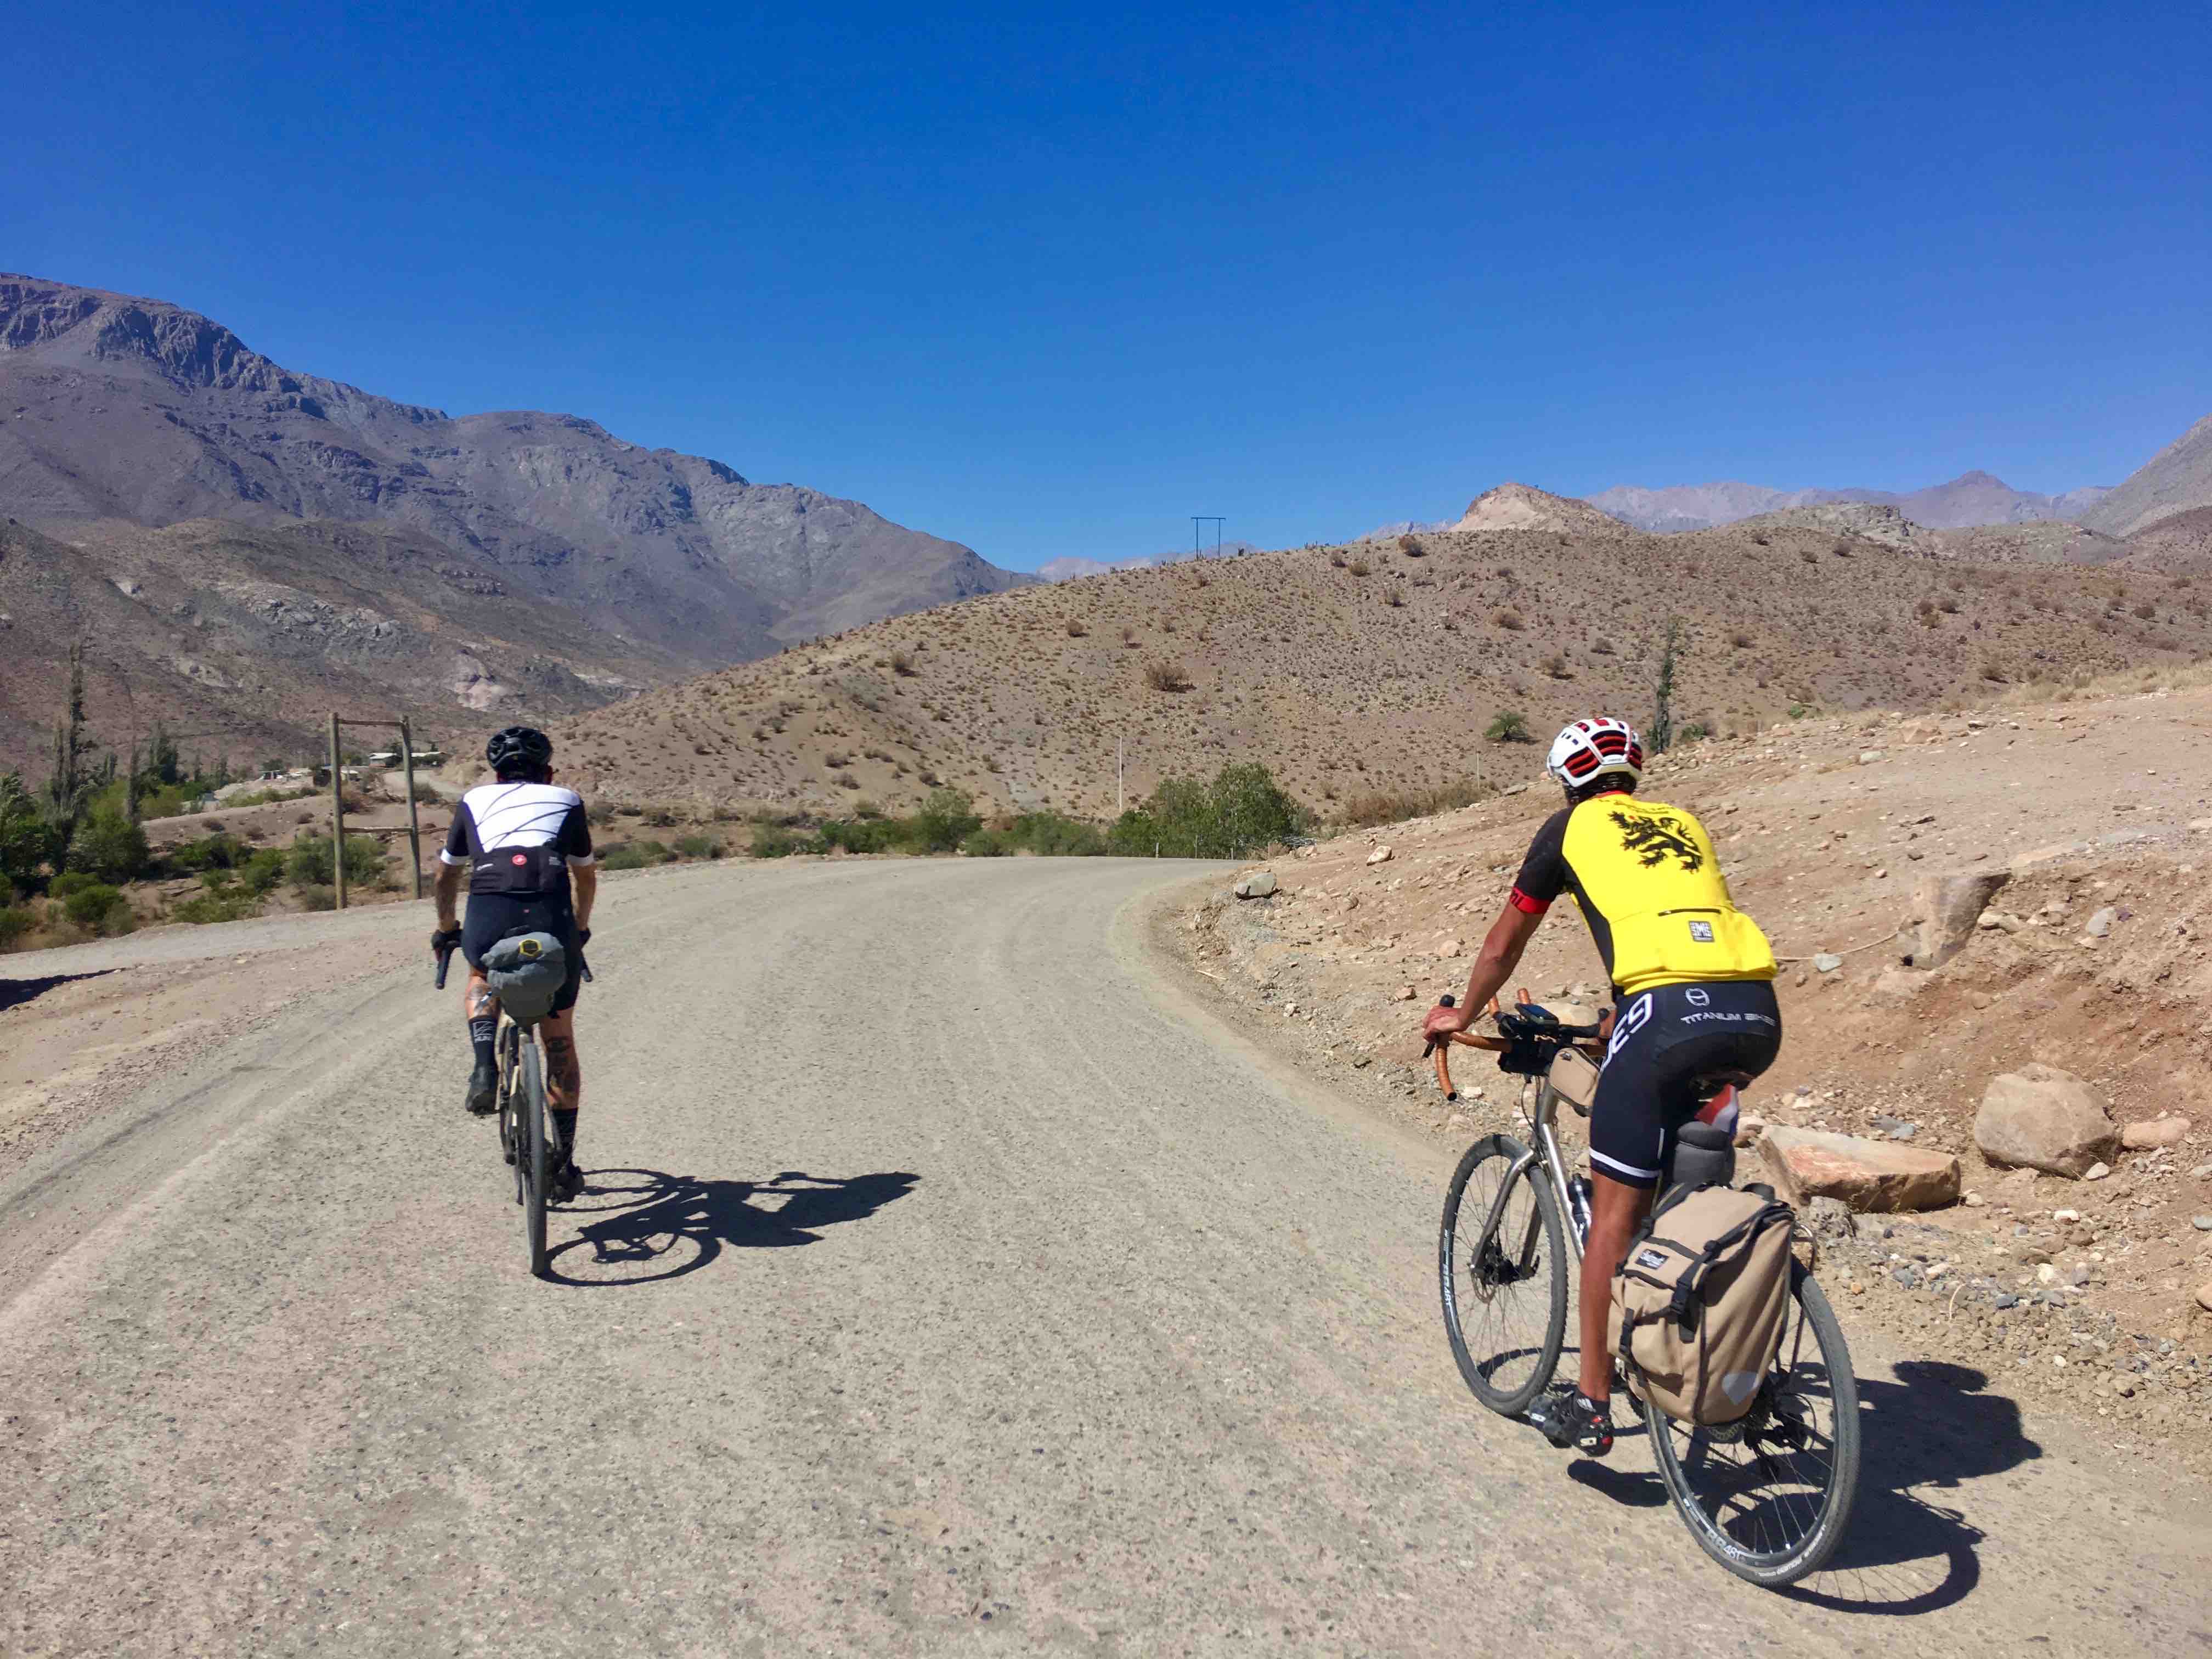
[1578,989,1677,1404]
[458,897,513,1115]
[541,922,585,1173]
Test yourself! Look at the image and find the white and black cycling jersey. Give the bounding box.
[440,782,595,895]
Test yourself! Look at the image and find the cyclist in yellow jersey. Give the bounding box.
[1425,716,1780,1455]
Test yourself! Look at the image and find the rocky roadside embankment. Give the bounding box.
[1175,685,2212,1471]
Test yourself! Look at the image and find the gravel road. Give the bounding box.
[3,859,2207,1655]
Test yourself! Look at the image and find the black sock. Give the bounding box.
[551,1108,579,1166]
[469,1017,496,1070]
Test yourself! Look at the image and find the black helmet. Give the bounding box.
[485,725,554,778]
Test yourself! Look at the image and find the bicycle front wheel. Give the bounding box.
[519,1039,550,1279]
[1439,1134,1568,1415]
[1645,1260,1860,1587]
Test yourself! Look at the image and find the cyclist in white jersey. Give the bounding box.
[431,726,598,1202]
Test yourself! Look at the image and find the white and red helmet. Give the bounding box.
[1545,717,1644,792]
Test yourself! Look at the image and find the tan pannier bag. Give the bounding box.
[1548,1047,1600,1115]
[1609,1185,1796,1425]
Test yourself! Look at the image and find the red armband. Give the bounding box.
[1508,887,1550,916]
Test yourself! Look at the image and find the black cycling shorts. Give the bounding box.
[462,892,583,1014]
[1589,979,1781,1189]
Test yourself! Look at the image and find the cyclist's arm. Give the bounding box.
[572,862,598,932]
[1431,903,1543,1033]
[433,857,464,932]
[557,797,597,931]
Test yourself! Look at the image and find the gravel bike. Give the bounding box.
[435,933,592,1279]
[1432,1001,1860,1587]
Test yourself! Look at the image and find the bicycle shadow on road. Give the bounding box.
[1773,1359,2033,1616]
[544,1166,921,1289]
[1566,1358,2033,1612]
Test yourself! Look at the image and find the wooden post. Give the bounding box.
[399,716,424,900]
[328,712,347,911]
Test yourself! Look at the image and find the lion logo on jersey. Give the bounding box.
[1611,810,1704,872]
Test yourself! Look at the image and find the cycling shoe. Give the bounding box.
[1531,1384,1616,1457]
[547,1161,584,1205]
[464,1059,498,1117]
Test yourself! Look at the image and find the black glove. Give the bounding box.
[578,928,592,947]
[430,927,462,952]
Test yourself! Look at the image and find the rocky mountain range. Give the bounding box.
[1036,540,1265,583]
[1589,472,2114,534]
[0,274,1029,761]
[2078,414,2212,539]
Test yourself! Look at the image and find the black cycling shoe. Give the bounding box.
[464,1058,498,1118]
[547,1161,584,1205]
[1531,1384,1616,1457]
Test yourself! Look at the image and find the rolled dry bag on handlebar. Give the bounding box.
[481,931,567,1024]
[1610,1183,1796,1426]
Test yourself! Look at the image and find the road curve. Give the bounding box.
[3,858,2206,1656]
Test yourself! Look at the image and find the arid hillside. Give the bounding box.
[0,516,680,774]
[549,501,2212,817]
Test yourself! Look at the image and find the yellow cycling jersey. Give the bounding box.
[1509,792,1776,995]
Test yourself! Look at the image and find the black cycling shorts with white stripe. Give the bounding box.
[1588,980,1782,1188]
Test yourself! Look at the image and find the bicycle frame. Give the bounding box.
[1468,1076,1588,1272]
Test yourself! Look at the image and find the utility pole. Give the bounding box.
[1117,735,1124,816]
[328,712,347,911]
[1191,516,1224,560]
[399,716,424,900]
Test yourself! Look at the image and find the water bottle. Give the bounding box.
[1566,1175,1593,1239]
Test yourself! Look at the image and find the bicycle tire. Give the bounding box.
[1645,1261,1860,1588]
[520,1039,550,1279]
[1439,1134,1568,1416]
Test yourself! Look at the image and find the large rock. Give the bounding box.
[1232,870,1278,899]
[1897,871,2010,968]
[1974,1064,2119,1177]
[1756,1126,1962,1212]
[2122,1116,2192,1150]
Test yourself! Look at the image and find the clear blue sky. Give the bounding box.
[8,1,2208,569]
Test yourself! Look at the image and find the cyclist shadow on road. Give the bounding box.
[544,1166,920,1289]
[1567,1357,2034,1615]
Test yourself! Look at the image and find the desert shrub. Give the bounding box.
[63,883,133,934]
[1492,608,1524,631]
[751,825,804,858]
[172,890,263,925]
[284,832,387,890]
[814,818,904,854]
[1589,637,1617,656]
[961,828,1009,857]
[1397,534,1425,557]
[910,788,982,853]
[1109,763,1305,859]
[601,840,674,870]
[1937,596,1959,614]
[1678,721,1712,744]
[297,884,337,911]
[1542,653,1572,678]
[238,849,285,895]
[1144,661,1193,692]
[0,905,32,949]
[889,651,918,676]
[1729,631,1753,649]
[67,809,153,883]
[49,871,99,900]
[1003,812,1108,856]
[2133,601,2156,619]
[1338,777,1491,827]
[1064,618,1087,637]
[1485,710,1533,744]
[168,833,246,873]
[673,833,726,859]
[1385,589,1407,608]
[1346,560,1372,577]
[1787,702,1815,719]
[824,752,848,768]
[1329,552,1347,568]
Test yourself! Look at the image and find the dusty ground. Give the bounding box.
[1176,681,2212,1469]
[5,859,2210,1654]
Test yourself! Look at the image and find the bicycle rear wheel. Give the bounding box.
[518,1038,550,1279]
[1439,1134,1568,1415]
[1645,1260,1860,1587]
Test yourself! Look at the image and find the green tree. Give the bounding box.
[67,808,151,883]
[1485,709,1532,744]
[1650,616,1685,754]
[284,832,387,890]
[0,772,59,895]
[911,788,981,853]
[1108,764,1305,858]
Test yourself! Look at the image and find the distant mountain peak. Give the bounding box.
[1451,482,1627,535]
